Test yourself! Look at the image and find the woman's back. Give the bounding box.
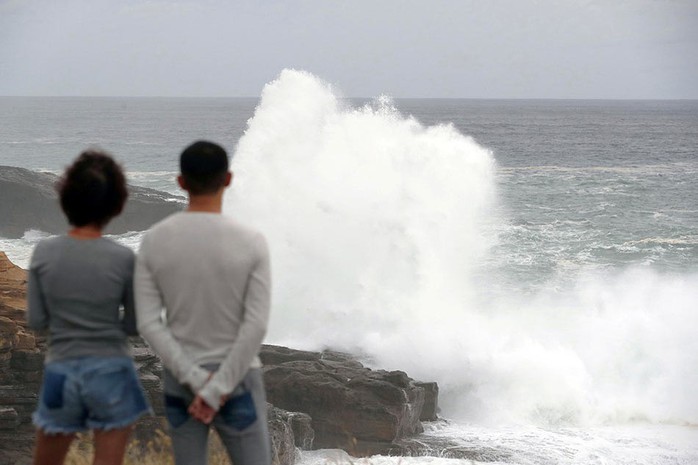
[28,150,150,465]
[28,235,136,362]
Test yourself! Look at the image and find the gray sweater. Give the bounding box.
[27,236,137,362]
[134,212,271,410]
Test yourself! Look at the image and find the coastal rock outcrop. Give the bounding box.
[0,252,42,464]
[0,165,183,239]
[260,345,437,456]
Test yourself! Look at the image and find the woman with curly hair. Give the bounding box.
[27,150,151,465]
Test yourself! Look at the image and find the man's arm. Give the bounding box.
[196,233,271,410]
[134,236,210,392]
[121,252,138,337]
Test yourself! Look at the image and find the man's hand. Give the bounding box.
[188,395,216,424]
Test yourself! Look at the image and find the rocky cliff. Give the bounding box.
[0,166,183,238]
[0,252,42,464]
[261,345,438,456]
[0,252,440,464]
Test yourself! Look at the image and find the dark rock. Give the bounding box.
[10,349,43,372]
[0,336,13,352]
[0,165,183,238]
[267,404,311,465]
[320,350,365,369]
[289,412,314,450]
[0,386,38,406]
[261,345,428,456]
[0,423,35,462]
[259,345,321,366]
[0,408,19,430]
[11,371,42,384]
[415,382,439,421]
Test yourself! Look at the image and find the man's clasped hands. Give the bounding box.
[187,373,228,425]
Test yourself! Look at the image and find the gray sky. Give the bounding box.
[1,0,696,99]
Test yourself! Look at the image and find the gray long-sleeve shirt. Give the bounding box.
[134,212,271,410]
[27,236,137,362]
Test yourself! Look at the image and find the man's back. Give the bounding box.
[136,211,271,407]
[139,212,269,364]
[135,140,272,465]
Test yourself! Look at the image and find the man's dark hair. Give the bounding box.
[180,141,229,195]
[57,150,128,227]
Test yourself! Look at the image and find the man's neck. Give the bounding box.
[186,194,224,213]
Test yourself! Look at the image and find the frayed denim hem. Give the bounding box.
[32,413,86,435]
[87,407,153,432]
[33,408,153,434]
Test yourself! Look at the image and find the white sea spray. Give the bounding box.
[226,69,698,430]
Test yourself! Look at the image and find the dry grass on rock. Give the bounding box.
[64,429,231,465]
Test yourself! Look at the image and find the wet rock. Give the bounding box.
[261,345,433,457]
[396,430,514,462]
[0,165,183,239]
[10,349,43,372]
[289,412,314,450]
[0,408,19,430]
[268,405,314,465]
[415,382,439,421]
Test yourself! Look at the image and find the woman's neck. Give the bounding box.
[68,224,103,239]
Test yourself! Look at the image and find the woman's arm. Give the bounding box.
[27,246,49,331]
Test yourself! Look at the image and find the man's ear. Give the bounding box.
[223,171,233,187]
[177,175,188,191]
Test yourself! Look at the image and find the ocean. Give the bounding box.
[1,70,697,464]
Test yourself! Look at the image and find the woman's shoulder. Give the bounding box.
[32,235,68,259]
[98,238,135,260]
[30,235,77,268]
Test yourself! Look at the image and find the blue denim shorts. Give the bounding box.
[33,356,151,434]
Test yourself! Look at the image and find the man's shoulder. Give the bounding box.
[143,212,265,245]
[145,211,185,233]
[141,212,197,244]
[218,216,264,242]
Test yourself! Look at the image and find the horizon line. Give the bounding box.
[1,95,697,102]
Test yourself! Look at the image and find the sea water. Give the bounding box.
[1,70,697,464]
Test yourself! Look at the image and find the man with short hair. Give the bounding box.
[135,140,272,465]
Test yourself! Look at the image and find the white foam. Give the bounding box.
[228,68,497,342]
[623,236,698,246]
[298,423,698,465]
[224,69,698,429]
[126,170,180,194]
[0,230,145,269]
[0,229,52,268]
